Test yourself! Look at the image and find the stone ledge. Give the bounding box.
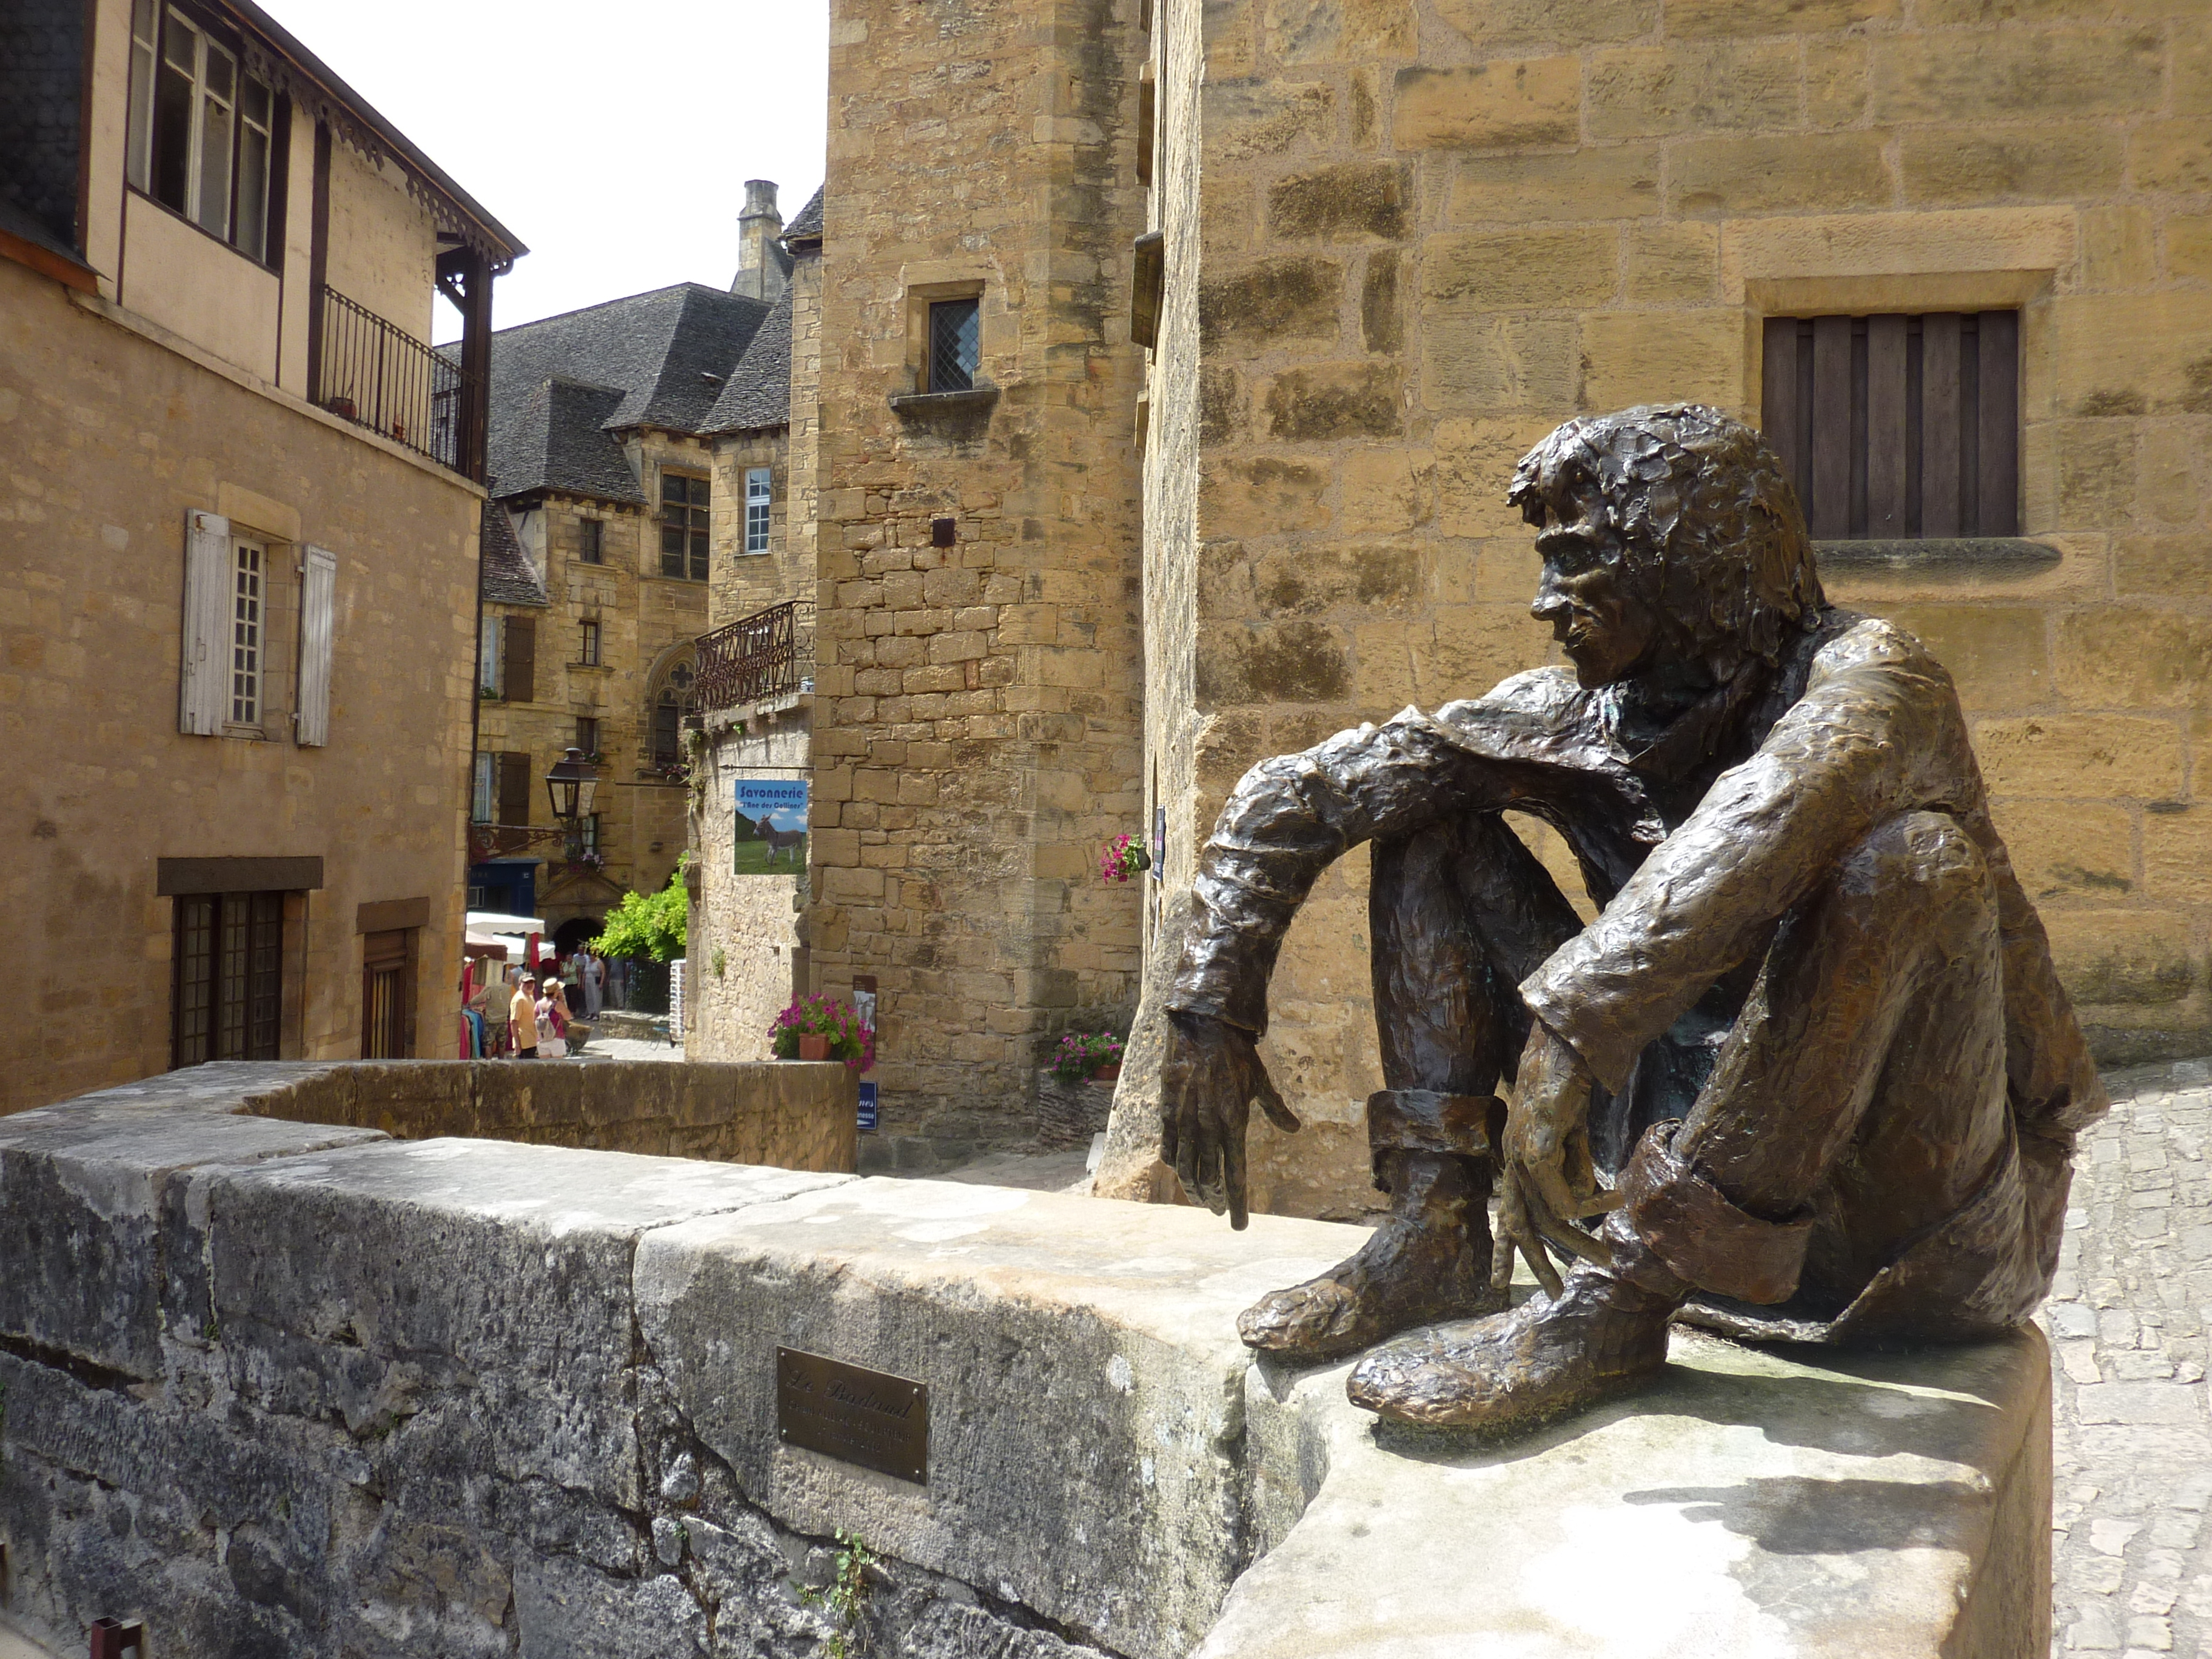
[1814,537,2063,579]
[0,1067,2052,1658]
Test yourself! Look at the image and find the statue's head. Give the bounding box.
[1507,404,1822,689]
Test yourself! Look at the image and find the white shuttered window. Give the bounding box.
[295,545,336,745]
[179,509,231,734]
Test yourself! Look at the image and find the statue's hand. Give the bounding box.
[1159,1011,1301,1230]
[1493,1021,1624,1297]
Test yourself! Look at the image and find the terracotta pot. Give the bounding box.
[1090,1062,1121,1084]
[798,1034,831,1062]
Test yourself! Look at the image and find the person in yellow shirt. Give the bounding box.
[510,976,540,1059]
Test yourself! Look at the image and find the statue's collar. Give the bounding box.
[1612,655,1774,783]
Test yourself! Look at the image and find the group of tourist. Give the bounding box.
[506,948,609,1059]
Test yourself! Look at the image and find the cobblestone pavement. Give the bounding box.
[2045,1060,2212,1657]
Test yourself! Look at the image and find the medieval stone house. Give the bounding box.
[0,0,520,1110]
[469,209,802,954]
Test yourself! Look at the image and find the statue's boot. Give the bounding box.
[1344,1210,1684,1433]
[1237,1090,1506,1362]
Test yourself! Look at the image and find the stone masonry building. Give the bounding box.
[1099,0,2212,1216]
[0,0,521,1111]
[468,267,788,947]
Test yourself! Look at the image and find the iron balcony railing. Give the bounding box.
[313,286,483,477]
[693,598,816,716]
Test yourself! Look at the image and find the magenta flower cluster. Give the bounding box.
[1099,833,1150,883]
[770,993,876,1072]
[1050,1030,1123,1083]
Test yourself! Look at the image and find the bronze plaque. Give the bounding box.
[776,1347,928,1484]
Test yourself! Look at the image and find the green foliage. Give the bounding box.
[797,1529,876,1659]
[592,858,690,962]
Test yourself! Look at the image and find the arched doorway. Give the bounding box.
[553,916,602,956]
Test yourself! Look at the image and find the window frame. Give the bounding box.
[172,888,284,1068]
[925,297,982,394]
[228,535,266,730]
[579,517,605,565]
[579,617,602,668]
[659,472,711,581]
[126,0,279,266]
[744,468,773,555]
[576,715,600,759]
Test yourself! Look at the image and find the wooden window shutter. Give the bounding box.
[1137,68,1156,187]
[496,752,532,825]
[295,544,337,745]
[1131,231,1164,350]
[1761,311,2019,540]
[502,614,536,704]
[179,509,232,734]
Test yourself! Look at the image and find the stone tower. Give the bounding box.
[803,0,1151,1147]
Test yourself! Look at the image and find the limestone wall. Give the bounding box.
[691,708,810,1062]
[1121,0,2212,1216]
[0,1063,2051,1659]
[0,261,479,1112]
[805,0,1151,1143]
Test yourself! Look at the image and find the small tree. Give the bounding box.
[592,860,689,962]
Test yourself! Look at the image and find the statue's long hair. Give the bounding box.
[1507,404,1825,675]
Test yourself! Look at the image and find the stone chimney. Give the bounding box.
[731,179,786,302]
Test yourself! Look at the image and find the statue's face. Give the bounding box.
[1528,483,1661,689]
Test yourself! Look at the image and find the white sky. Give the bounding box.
[254,0,830,340]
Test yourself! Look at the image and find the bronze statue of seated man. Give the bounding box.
[1158,404,2107,1436]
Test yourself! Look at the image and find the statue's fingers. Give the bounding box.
[1252,1071,1301,1135]
[1575,1187,1625,1218]
[1520,1235,1564,1299]
[1194,1131,1228,1217]
[1172,1132,1205,1209]
[1525,1152,1583,1227]
[1490,1178,1524,1292]
[1530,1203,1610,1269]
[1224,1121,1250,1232]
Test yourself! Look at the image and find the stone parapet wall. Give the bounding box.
[0,1069,2050,1658]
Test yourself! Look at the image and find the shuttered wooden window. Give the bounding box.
[179,509,232,734]
[496,751,534,826]
[501,613,536,703]
[1761,311,2019,541]
[295,543,335,745]
[361,927,414,1059]
[172,890,283,1067]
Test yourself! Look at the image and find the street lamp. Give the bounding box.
[545,746,599,859]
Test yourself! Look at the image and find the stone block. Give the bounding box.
[1973,715,2184,799]
[1436,415,1557,538]
[1266,163,1409,242]
[2055,609,2212,709]
[1252,542,1422,615]
[1421,227,1619,310]
[1196,618,1353,705]
[1869,28,2166,122]
[1584,41,1800,140]
[1990,800,2137,904]
[1422,313,1580,412]
[1413,605,1553,703]
[2114,534,2212,598]
[1258,362,1403,440]
[1261,0,1413,64]
[1879,604,2049,710]
[1578,308,1747,413]
[1337,447,1435,535]
[1449,146,1662,224]
[1203,1329,2051,1659]
[2129,119,2212,195]
[1900,126,2126,206]
[1805,37,1869,127]
[1672,133,1891,216]
[633,1182,1351,1659]
[1197,257,1342,349]
[2142,805,2212,903]
[2078,203,2157,290]
[1201,458,1332,535]
[0,1084,385,1379]
[1204,80,1335,161]
[1430,0,1654,49]
[1666,0,1897,32]
[1361,248,1401,352]
[1392,59,1581,151]
[1625,221,1720,303]
[2043,910,2205,1005]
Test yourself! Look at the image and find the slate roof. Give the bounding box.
[480,282,771,500]
[702,284,793,434]
[784,186,823,243]
[479,501,548,607]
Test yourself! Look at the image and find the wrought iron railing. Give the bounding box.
[692,598,816,715]
[313,286,481,475]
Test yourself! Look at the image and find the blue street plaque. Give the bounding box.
[857,1081,879,1131]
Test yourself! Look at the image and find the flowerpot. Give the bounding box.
[798,1034,830,1062]
[1090,1063,1121,1085]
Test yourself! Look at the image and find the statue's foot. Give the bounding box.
[1237,1153,1504,1363]
[1345,1249,1675,1435]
